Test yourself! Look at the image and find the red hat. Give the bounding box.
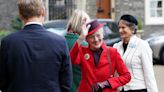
[86,20,105,36]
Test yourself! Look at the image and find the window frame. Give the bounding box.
[145,0,164,25]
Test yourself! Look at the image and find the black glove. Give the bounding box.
[91,81,111,92]
[91,83,102,92]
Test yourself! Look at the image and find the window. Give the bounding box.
[48,0,75,20]
[56,0,65,6]
[145,0,164,25]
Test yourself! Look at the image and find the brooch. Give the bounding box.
[128,43,136,48]
[84,53,90,60]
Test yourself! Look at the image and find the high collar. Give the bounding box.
[101,42,107,50]
[65,33,79,38]
[128,35,137,44]
[89,42,107,51]
[121,35,137,45]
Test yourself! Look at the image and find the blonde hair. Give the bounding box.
[17,0,44,20]
[67,9,90,34]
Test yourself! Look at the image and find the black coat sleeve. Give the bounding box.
[59,40,73,92]
[0,39,9,92]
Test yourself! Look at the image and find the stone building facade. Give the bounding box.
[85,0,97,19]
[0,0,164,37]
[0,0,75,30]
[114,0,164,38]
[85,0,164,37]
[0,0,17,30]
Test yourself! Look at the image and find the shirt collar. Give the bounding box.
[25,22,43,26]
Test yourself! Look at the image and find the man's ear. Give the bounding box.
[18,14,25,24]
[18,13,24,20]
[40,7,45,17]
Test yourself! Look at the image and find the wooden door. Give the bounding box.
[96,0,111,18]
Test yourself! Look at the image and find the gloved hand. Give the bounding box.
[79,24,91,40]
[91,83,102,92]
[77,24,91,45]
[91,81,111,92]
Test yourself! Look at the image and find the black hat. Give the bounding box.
[86,20,105,36]
[120,14,138,25]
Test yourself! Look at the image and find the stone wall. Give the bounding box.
[0,0,48,30]
[0,0,17,30]
[115,0,164,37]
[86,0,97,19]
[1,0,164,36]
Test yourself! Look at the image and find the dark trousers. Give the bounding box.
[120,89,147,92]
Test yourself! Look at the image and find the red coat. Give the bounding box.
[70,42,131,92]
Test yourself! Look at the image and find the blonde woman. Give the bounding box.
[64,9,90,92]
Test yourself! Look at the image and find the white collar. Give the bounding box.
[25,22,43,26]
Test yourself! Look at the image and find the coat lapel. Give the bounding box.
[116,41,124,57]
[122,35,139,62]
[97,42,108,67]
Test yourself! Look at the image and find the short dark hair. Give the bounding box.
[119,14,138,34]
[120,14,138,25]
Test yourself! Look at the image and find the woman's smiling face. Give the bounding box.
[86,28,104,51]
[118,20,133,40]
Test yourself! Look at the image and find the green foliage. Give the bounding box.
[10,16,23,32]
[137,19,143,30]
[0,29,11,39]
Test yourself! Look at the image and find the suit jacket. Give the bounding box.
[113,35,158,92]
[0,24,72,92]
[70,42,131,92]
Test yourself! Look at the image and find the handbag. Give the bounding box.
[107,47,113,77]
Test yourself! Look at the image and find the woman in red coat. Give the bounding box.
[70,20,131,92]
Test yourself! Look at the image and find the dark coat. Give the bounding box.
[0,24,72,92]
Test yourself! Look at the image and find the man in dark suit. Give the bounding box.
[0,0,72,92]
